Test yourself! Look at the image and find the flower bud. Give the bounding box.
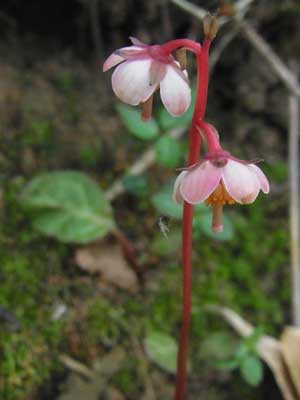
[203,14,218,40]
[175,48,187,70]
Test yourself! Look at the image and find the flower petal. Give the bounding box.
[103,52,124,72]
[222,160,261,204]
[172,171,188,204]
[160,64,191,116]
[115,45,147,59]
[248,164,270,194]
[180,161,222,204]
[112,59,157,105]
[149,61,167,86]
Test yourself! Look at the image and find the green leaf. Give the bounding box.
[144,331,178,374]
[240,355,263,386]
[215,358,240,371]
[22,171,114,243]
[201,332,238,363]
[122,175,148,195]
[193,212,234,241]
[157,87,196,131]
[155,136,183,167]
[151,183,182,219]
[116,103,159,140]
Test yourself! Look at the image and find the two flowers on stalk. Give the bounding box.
[103,37,269,232]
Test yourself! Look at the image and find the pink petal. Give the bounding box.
[149,61,167,86]
[180,161,222,204]
[115,45,147,59]
[112,59,157,105]
[103,53,124,72]
[222,160,261,204]
[172,171,188,204]
[248,164,270,194]
[160,64,191,116]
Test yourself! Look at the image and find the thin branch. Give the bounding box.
[105,126,186,202]
[59,354,95,379]
[288,61,300,326]
[240,21,300,98]
[169,0,300,98]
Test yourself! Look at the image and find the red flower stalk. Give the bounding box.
[103,14,269,400]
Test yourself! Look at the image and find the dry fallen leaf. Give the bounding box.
[75,242,139,293]
[280,327,300,398]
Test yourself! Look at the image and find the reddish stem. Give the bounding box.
[161,39,201,56]
[198,120,221,152]
[174,38,211,400]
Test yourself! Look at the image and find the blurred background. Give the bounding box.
[1,0,300,399]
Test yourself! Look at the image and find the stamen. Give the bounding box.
[141,96,153,121]
[205,183,235,206]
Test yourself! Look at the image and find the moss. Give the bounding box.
[0,180,67,400]
[85,299,125,347]
[110,357,140,395]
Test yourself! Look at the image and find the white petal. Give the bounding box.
[248,164,270,194]
[112,59,157,105]
[222,160,261,204]
[160,64,191,116]
[180,161,222,204]
[103,53,124,72]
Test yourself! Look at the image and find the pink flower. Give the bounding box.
[103,37,191,117]
[173,151,270,232]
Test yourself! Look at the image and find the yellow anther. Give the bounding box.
[205,182,235,206]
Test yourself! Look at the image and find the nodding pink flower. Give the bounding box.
[103,37,191,118]
[173,150,270,233]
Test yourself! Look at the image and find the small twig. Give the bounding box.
[240,21,300,98]
[288,61,300,326]
[59,354,95,379]
[105,127,186,202]
[169,0,300,98]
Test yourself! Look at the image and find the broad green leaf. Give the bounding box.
[157,87,196,131]
[155,136,183,167]
[193,212,234,241]
[215,358,240,371]
[240,355,264,386]
[22,171,114,243]
[144,331,177,374]
[201,332,238,362]
[122,175,148,195]
[116,103,159,140]
[151,189,182,219]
